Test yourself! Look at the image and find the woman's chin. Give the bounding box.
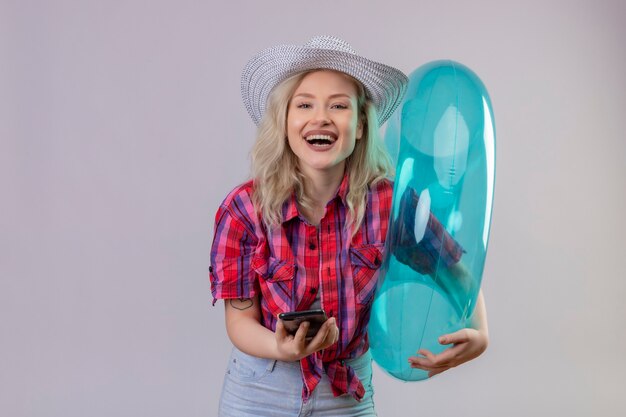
[299,159,347,176]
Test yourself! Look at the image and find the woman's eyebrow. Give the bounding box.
[293,93,353,99]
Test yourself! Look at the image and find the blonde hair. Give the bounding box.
[250,70,393,237]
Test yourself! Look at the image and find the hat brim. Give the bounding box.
[241,44,408,126]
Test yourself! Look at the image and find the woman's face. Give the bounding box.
[286,70,363,180]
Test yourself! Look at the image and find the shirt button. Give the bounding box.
[309,242,316,250]
[209,266,213,273]
[309,288,316,294]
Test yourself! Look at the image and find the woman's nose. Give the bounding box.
[312,108,331,125]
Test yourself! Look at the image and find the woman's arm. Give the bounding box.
[224,295,339,362]
[470,289,489,337]
[224,295,278,357]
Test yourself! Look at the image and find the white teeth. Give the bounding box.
[304,134,335,142]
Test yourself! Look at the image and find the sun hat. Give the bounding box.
[241,35,408,126]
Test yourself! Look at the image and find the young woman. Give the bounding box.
[210,36,489,417]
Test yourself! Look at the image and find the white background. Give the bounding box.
[1,0,625,416]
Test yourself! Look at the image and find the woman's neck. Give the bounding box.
[298,163,345,225]
[302,164,345,207]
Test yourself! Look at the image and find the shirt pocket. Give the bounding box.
[252,255,296,304]
[349,243,383,305]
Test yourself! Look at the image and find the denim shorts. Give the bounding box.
[217,346,377,417]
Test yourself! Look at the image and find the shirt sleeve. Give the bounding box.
[209,203,260,305]
[393,186,465,275]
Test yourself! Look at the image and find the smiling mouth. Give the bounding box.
[304,134,336,146]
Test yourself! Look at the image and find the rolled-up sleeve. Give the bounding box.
[209,204,260,305]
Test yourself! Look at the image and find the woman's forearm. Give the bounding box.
[470,289,489,337]
[224,297,338,362]
[226,312,283,360]
[224,297,283,360]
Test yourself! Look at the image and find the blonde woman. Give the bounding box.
[209,36,489,416]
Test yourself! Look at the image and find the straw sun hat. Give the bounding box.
[241,35,408,126]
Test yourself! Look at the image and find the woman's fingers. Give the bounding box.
[327,318,339,344]
[330,324,339,345]
[293,321,310,346]
[277,317,339,360]
[409,345,463,368]
[275,319,286,333]
[310,318,333,347]
[439,329,470,345]
[410,362,448,373]
[422,345,461,367]
[274,319,304,361]
[324,319,339,346]
[408,356,440,370]
[408,354,450,373]
[308,317,338,351]
[417,349,437,364]
[406,328,488,377]
[275,319,289,341]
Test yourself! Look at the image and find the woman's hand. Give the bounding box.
[274,317,339,361]
[408,328,488,377]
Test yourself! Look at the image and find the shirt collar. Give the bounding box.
[282,172,350,224]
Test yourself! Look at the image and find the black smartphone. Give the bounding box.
[278,309,328,339]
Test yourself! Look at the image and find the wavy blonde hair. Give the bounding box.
[250,69,393,237]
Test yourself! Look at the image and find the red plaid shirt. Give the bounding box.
[209,174,463,402]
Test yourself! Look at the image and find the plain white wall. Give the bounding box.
[1,0,624,416]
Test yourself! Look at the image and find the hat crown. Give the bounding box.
[241,35,408,126]
[305,36,356,54]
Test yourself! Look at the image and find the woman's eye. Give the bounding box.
[295,103,348,109]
